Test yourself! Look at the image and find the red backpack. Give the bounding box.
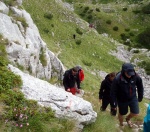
[79,69,84,82]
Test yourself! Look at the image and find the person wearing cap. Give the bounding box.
[63,67,78,95]
[110,63,144,128]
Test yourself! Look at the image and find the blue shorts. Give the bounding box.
[118,99,139,115]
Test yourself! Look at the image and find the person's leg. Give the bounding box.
[126,100,139,127]
[118,102,128,126]
[100,99,109,111]
[126,113,139,120]
[118,113,124,126]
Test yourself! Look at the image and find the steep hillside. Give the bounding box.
[23,0,123,89]
[73,0,150,49]
[0,0,149,131]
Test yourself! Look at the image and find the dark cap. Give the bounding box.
[122,63,135,76]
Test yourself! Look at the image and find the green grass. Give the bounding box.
[74,1,150,48]
[0,0,150,131]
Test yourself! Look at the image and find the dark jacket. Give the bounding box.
[63,69,77,90]
[99,74,113,100]
[76,72,81,89]
[110,72,144,104]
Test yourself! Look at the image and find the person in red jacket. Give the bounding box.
[75,65,84,92]
[63,67,78,95]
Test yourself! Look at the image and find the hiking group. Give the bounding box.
[99,63,144,128]
[63,63,146,129]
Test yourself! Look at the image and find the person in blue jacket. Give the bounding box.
[110,63,144,128]
[144,104,150,132]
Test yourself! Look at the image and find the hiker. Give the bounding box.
[73,34,76,39]
[99,72,117,116]
[75,65,84,93]
[110,63,144,127]
[63,67,79,95]
[144,104,150,132]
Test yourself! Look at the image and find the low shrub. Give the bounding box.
[123,7,128,11]
[142,3,150,14]
[113,26,118,31]
[44,12,53,20]
[75,39,81,45]
[106,20,111,24]
[76,28,83,35]
[87,14,93,19]
[133,50,140,53]
[125,28,130,32]
[137,27,150,49]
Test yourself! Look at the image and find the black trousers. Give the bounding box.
[100,98,117,116]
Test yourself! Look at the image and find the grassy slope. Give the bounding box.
[21,0,150,131]
[74,0,150,48]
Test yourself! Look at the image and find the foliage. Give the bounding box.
[142,3,150,14]
[123,7,128,11]
[44,12,53,20]
[3,0,17,6]
[138,61,150,75]
[137,27,150,49]
[113,26,119,31]
[76,28,83,35]
[0,66,22,92]
[14,16,28,29]
[75,39,81,45]
[39,47,47,66]
[106,20,111,24]
[95,8,100,12]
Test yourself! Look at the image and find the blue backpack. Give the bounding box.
[144,104,150,132]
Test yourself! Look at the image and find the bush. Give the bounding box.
[75,39,81,45]
[133,50,140,53]
[106,20,111,24]
[132,10,141,14]
[87,14,93,19]
[138,61,150,75]
[44,12,53,20]
[129,32,134,36]
[43,28,49,34]
[87,9,93,14]
[39,48,47,66]
[76,28,83,35]
[96,8,100,12]
[0,67,22,92]
[123,7,128,11]
[137,27,150,49]
[79,13,85,17]
[113,26,119,31]
[84,6,89,11]
[3,0,17,6]
[51,24,54,27]
[142,3,150,14]
[125,28,130,32]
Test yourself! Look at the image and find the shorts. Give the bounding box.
[118,99,139,115]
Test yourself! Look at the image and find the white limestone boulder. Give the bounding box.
[8,64,97,128]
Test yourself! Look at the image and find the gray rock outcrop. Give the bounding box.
[0,2,65,81]
[8,64,97,129]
